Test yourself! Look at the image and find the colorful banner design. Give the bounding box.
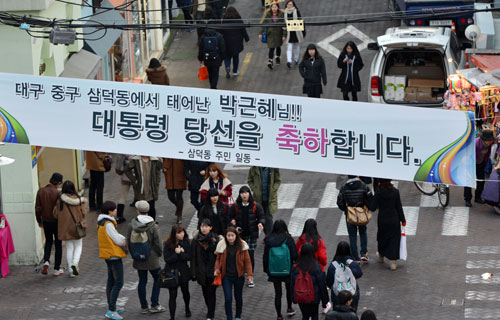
[0,73,476,187]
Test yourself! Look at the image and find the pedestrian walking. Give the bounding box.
[211,0,228,19]
[146,58,170,85]
[263,219,298,319]
[200,163,233,205]
[325,290,358,320]
[97,201,127,320]
[127,200,165,314]
[284,0,305,68]
[191,219,219,320]
[360,310,377,320]
[36,172,63,276]
[299,44,327,98]
[372,179,406,271]
[198,188,230,236]
[296,219,327,272]
[464,128,495,207]
[221,6,249,79]
[53,180,87,278]
[337,41,364,101]
[164,224,192,319]
[163,158,188,224]
[191,0,208,42]
[86,151,108,212]
[337,175,375,262]
[214,226,253,320]
[114,154,133,224]
[176,0,194,31]
[124,156,163,221]
[326,241,362,312]
[229,185,265,287]
[198,27,226,89]
[184,160,210,212]
[247,166,281,235]
[259,3,285,70]
[290,242,329,320]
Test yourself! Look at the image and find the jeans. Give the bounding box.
[346,221,367,261]
[286,42,300,63]
[190,191,203,211]
[137,268,161,309]
[42,220,62,270]
[89,170,104,210]
[464,163,486,201]
[224,54,240,73]
[105,259,124,312]
[206,65,220,89]
[262,200,273,235]
[222,276,244,320]
[272,280,292,317]
[343,91,358,101]
[65,239,83,268]
[298,303,319,320]
[168,281,190,319]
[201,282,217,318]
[269,47,282,60]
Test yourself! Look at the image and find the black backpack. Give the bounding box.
[203,35,219,61]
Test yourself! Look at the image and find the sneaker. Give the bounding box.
[41,262,49,275]
[247,280,255,288]
[141,308,149,314]
[116,309,124,314]
[287,62,292,69]
[361,253,369,262]
[275,56,281,65]
[321,302,332,314]
[287,308,296,316]
[267,59,273,70]
[233,71,240,76]
[149,305,166,313]
[71,265,79,276]
[105,310,123,320]
[53,269,64,276]
[465,200,472,207]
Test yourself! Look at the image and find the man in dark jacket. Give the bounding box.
[184,160,210,212]
[326,290,358,320]
[198,28,225,89]
[337,176,375,262]
[35,172,63,276]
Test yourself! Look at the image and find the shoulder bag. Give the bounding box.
[160,266,180,288]
[95,152,112,172]
[343,191,372,226]
[66,203,88,238]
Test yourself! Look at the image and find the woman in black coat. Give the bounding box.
[299,44,327,98]
[337,41,364,101]
[163,224,192,318]
[198,188,229,235]
[221,6,249,79]
[263,220,299,319]
[372,179,406,271]
[184,160,210,212]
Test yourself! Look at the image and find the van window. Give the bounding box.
[449,33,461,64]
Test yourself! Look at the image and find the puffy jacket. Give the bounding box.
[184,160,210,192]
[299,56,327,86]
[337,178,375,211]
[214,239,252,278]
[290,263,329,305]
[146,65,170,85]
[229,201,265,240]
[35,183,60,223]
[127,215,162,270]
[53,194,87,241]
[163,237,192,284]
[296,234,328,272]
[198,202,229,236]
[263,233,298,281]
[200,177,232,205]
[325,305,358,320]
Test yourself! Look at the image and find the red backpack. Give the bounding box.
[294,267,315,304]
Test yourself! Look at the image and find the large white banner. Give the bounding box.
[0,73,475,187]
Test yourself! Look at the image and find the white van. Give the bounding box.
[368,27,466,107]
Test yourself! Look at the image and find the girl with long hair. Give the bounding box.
[299,43,327,98]
[200,163,233,205]
[284,0,305,68]
[263,220,299,319]
[259,3,285,70]
[221,6,249,79]
[337,41,364,101]
[163,224,192,319]
[214,226,253,320]
[198,188,229,235]
[296,219,327,271]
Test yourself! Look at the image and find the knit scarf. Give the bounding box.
[284,7,303,44]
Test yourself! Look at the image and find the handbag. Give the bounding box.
[198,65,209,81]
[212,274,222,286]
[160,267,179,288]
[95,152,112,172]
[66,203,87,239]
[399,226,407,261]
[343,191,372,226]
[261,27,268,43]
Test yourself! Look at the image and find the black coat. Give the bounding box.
[198,202,229,236]
[299,57,327,86]
[163,238,192,284]
[198,29,226,67]
[190,231,218,287]
[184,160,210,192]
[372,187,406,260]
[263,233,298,282]
[325,305,358,320]
[337,178,375,212]
[221,18,249,57]
[229,201,265,240]
[336,53,364,92]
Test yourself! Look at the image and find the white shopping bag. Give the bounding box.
[399,226,407,261]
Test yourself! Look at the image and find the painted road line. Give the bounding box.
[441,207,469,236]
[317,25,374,58]
[466,291,500,301]
[278,183,303,209]
[336,214,349,236]
[288,208,319,237]
[403,206,419,236]
[466,274,500,284]
[465,308,500,319]
[419,183,439,208]
[466,260,500,269]
[319,182,338,208]
[186,215,199,237]
[467,246,500,254]
[236,52,253,83]
[43,297,128,311]
[63,282,137,294]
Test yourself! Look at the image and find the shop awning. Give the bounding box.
[471,55,500,73]
[60,49,103,79]
[457,67,500,88]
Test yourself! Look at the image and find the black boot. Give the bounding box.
[117,204,126,224]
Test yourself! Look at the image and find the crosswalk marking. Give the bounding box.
[466,274,500,284]
[288,208,319,237]
[419,187,439,207]
[403,206,419,236]
[441,207,469,236]
[467,260,500,269]
[319,182,338,208]
[336,214,348,236]
[186,215,199,237]
[278,183,303,209]
[466,291,500,301]
[467,246,500,254]
[465,308,500,319]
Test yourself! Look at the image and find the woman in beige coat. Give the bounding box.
[53,180,87,277]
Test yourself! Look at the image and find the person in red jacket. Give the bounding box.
[296,219,327,272]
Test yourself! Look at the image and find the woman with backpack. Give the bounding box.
[221,6,249,79]
[291,242,329,320]
[326,241,363,312]
[296,219,327,272]
[299,44,327,98]
[259,3,285,70]
[163,224,192,319]
[214,226,253,320]
[198,188,229,236]
[191,219,219,320]
[263,219,299,320]
[337,41,364,101]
